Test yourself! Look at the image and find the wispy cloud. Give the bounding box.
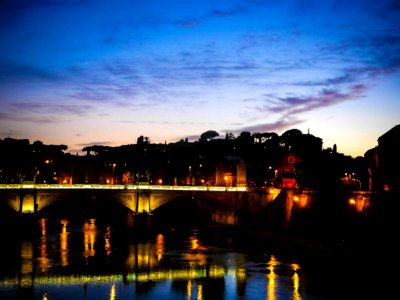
[261,84,367,115]
[228,83,368,135]
[226,118,305,136]
[0,101,94,124]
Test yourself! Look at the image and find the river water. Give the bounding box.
[0,215,391,300]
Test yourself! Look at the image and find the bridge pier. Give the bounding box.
[131,212,153,232]
[19,190,37,214]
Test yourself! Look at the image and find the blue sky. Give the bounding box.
[0,0,399,157]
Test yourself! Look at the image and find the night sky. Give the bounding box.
[1,0,399,156]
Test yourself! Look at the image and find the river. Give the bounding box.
[0,214,392,300]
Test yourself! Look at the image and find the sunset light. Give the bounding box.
[1,1,399,157]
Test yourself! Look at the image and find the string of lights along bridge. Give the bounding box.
[0,184,247,192]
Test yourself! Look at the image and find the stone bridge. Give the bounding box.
[0,184,372,227]
[0,183,276,212]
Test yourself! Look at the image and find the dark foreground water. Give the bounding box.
[0,215,392,300]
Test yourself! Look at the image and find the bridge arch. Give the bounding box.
[37,190,135,222]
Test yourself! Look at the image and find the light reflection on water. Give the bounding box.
[83,218,96,260]
[0,217,384,300]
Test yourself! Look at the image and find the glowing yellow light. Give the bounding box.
[39,218,46,236]
[110,284,116,300]
[21,194,35,213]
[197,283,203,300]
[38,235,51,272]
[191,237,199,250]
[236,268,246,280]
[293,196,299,202]
[349,198,356,205]
[158,179,162,184]
[185,235,208,265]
[291,263,301,300]
[187,280,192,299]
[105,226,112,256]
[267,255,279,300]
[155,234,164,261]
[83,220,96,258]
[20,241,34,276]
[60,220,69,266]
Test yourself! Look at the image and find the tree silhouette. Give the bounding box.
[200,130,219,141]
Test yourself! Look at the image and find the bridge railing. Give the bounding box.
[0,184,248,192]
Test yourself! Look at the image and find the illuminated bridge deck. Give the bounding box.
[0,184,254,214]
[0,184,248,192]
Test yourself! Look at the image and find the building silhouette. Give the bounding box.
[365,124,400,192]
